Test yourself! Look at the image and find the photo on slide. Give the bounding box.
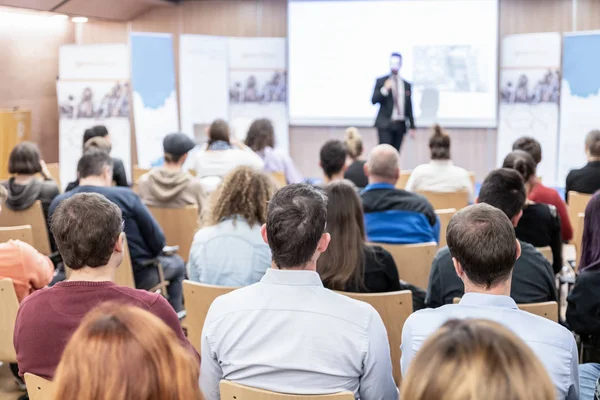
[229,70,287,104]
[500,69,560,104]
[58,81,130,119]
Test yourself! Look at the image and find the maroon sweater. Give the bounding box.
[14,281,198,379]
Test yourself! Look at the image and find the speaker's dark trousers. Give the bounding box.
[378,120,407,152]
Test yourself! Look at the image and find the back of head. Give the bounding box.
[208,119,230,145]
[447,203,517,288]
[208,166,274,227]
[52,303,201,400]
[478,168,526,220]
[344,127,363,160]
[319,140,347,179]
[400,319,555,400]
[317,180,365,291]
[82,125,109,145]
[8,142,42,175]
[512,136,542,165]
[586,130,600,158]
[245,119,275,152]
[502,150,537,183]
[580,194,600,270]
[84,137,112,154]
[266,183,327,268]
[366,144,400,183]
[429,124,451,160]
[77,149,113,180]
[51,193,123,270]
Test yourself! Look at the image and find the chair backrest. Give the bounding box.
[270,171,287,188]
[0,225,34,246]
[132,165,150,193]
[395,170,412,189]
[568,191,592,242]
[148,205,199,262]
[536,246,553,265]
[518,301,559,323]
[0,200,51,255]
[575,213,585,271]
[468,171,476,189]
[340,290,412,385]
[24,373,55,400]
[182,280,237,352]
[0,279,19,362]
[371,242,437,289]
[417,190,469,210]
[434,208,456,248]
[220,381,355,400]
[46,163,61,192]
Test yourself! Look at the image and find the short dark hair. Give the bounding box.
[51,193,123,270]
[391,52,402,59]
[429,124,451,160]
[8,142,42,175]
[77,149,113,179]
[512,137,542,165]
[83,125,109,145]
[586,130,600,157]
[319,140,347,179]
[479,168,526,220]
[245,119,275,152]
[447,203,517,289]
[208,119,230,145]
[502,150,536,183]
[266,183,327,268]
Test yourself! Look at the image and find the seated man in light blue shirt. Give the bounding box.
[200,183,397,400]
[401,203,578,400]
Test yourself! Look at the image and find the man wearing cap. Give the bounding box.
[138,133,205,213]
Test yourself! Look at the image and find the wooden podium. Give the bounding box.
[0,109,31,181]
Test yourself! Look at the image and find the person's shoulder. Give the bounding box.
[376,75,389,82]
[404,305,446,328]
[18,285,54,311]
[110,284,164,307]
[111,157,125,167]
[517,241,551,270]
[518,309,575,346]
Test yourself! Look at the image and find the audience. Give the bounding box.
[49,150,186,312]
[1,142,60,229]
[566,129,600,200]
[400,319,556,400]
[513,136,573,241]
[200,183,397,400]
[137,132,205,211]
[319,139,348,184]
[503,150,562,274]
[189,166,273,286]
[194,119,264,193]
[317,180,400,292]
[404,124,473,199]
[361,144,439,244]
[52,303,201,400]
[343,127,369,188]
[245,118,303,184]
[426,168,557,308]
[14,192,195,379]
[402,203,578,399]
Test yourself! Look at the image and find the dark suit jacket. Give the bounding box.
[371,75,415,129]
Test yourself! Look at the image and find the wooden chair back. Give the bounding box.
[395,170,412,189]
[417,190,469,210]
[0,225,34,245]
[182,280,237,352]
[24,373,55,400]
[568,191,592,242]
[453,297,558,322]
[435,208,456,248]
[371,242,437,289]
[0,200,51,255]
[133,165,150,193]
[0,279,19,362]
[148,205,199,262]
[46,163,61,192]
[536,246,553,265]
[340,290,412,385]
[468,171,476,189]
[270,171,287,188]
[220,381,355,400]
[574,213,585,271]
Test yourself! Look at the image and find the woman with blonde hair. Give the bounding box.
[343,127,368,188]
[400,318,555,400]
[189,166,274,286]
[52,303,202,400]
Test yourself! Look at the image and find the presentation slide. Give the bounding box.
[288,0,498,128]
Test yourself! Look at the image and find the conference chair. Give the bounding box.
[0,225,33,245]
[468,171,476,189]
[270,171,287,188]
[220,381,355,400]
[132,165,150,193]
[536,246,553,265]
[452,297,558,323]
[568,191,592,241]
[574,213,585,271]
[339,290,413,385]
[46,163,61,192]
[417,190,469,211]
[0,279,19,363]
[371,242,437,289]
[435,208,456,248]
[148,205,199,263]
[182,280,237,352]
[395,170,412,190]
[0,200,51,255]
[24,373,55,400]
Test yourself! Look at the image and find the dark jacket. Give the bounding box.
[342,245,401,293]
[371,75,415,129]
[565,161,600,201]
[344,160,368,189]
[361,183,439,244]
[65,157,128,192]
[425,241,558,308]
[1,177,60,227]
[49,185,165,269]
[567,260,600,336]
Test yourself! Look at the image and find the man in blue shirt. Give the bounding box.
[401,203,578,400]
[49,150,185,312]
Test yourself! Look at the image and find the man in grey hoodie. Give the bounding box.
[138,133,205,213]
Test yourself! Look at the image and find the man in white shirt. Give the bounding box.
[200,183,397,400]
[402,203,579,400]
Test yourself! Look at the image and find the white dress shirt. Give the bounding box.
[380,75,405,121]
[401,293,579,400]
[404,160,474,201]
[200,269,398,400]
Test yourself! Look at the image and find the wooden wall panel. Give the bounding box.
[500,0,573,35]
[81,20,128,44]
[577,0,600,31]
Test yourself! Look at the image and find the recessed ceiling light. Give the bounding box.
[71,16,88,23]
